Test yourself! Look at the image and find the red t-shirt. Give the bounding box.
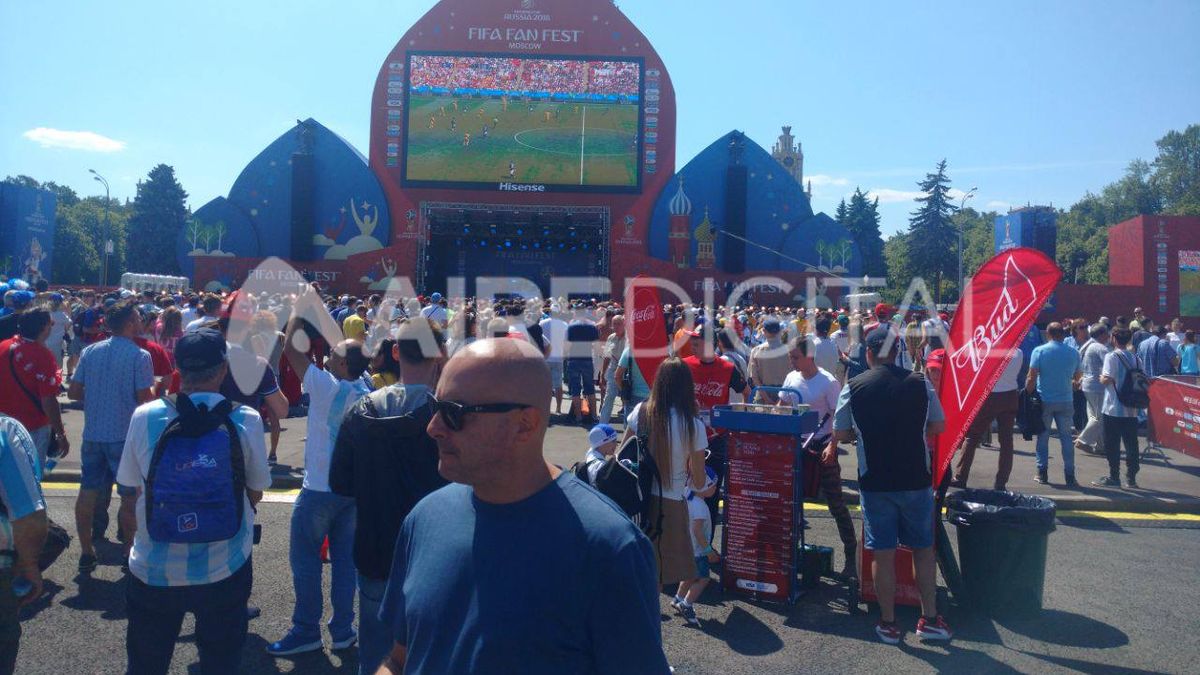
[0,337,61,430]
[683,355,746,438]
[134,336,177,395]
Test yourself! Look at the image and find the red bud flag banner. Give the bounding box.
[935,248,1062,489]
[625,277,669,387]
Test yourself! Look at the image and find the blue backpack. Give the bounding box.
[145,395,246,544]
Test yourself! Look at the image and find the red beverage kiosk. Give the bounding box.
[710,390,816,605]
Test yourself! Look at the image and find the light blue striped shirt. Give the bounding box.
[116,393,272,587]
[0,415,46,569]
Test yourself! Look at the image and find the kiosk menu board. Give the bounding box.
[721,430,804,604]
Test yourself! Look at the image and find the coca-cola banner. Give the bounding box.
[624,277,669,387]
[935,248,1062,488]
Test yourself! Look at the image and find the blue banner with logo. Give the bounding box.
[0,183,57,285]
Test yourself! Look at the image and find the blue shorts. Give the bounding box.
[694,555,711,578]
[565,359,595,397]
[860,487,935,551]
[81,441,136,496]
[547,360,564,390]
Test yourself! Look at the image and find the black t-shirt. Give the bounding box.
[843,364,938,492]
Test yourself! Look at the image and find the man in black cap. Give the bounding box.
[116,328,272,673]
[833,326,951,645]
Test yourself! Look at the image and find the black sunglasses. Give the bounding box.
[431,397,533,431]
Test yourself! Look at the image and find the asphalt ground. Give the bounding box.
[48,396,1200,513]
[14,491,1200,674]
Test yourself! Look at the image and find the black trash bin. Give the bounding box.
[946,489,1056,618]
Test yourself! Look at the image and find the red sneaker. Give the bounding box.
[916,615,953,641]
[875,620,902,645]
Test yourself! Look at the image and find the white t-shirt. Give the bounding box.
[47,310,71,352]
[779,368,840,436]
[922,318,949,356]
[1102,350,1141,418]
[809,336,840,376]
[686,495,712,556]
[539,317,569,361]
[302,364,372,492]
[185,317,211,333]
[420,305,448,326]
[583,448,607,484]
[993,349,1024,393]
[180,307,199,327]
[116,392,272,587]
[626,402,708,500]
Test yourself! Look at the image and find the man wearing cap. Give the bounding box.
[116,328,271,673]
[419,293,448,328]
[0,291,35,341]
[748,318,790,404]
[68,299,155,574]
[833,326,951,644]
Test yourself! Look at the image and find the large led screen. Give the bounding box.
[403,52,643,193]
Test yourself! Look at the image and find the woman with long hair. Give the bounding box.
[155,305,184,365]
[624,357,708,586]
[370,338,402,389]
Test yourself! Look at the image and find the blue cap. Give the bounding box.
[431,292,443,302]
[11,291,35,309]
[175,328,227,371]
[588,424,619,449]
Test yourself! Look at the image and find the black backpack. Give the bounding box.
[1116,351,1151,409]
[587,408,664,541]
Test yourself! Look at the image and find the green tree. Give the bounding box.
[834,198,848,223]
[1151,124,1200,216]
[128,164,188,274]
[3,175,80,208]
[882,233,913,304]
[843,188,887,277]
[905,160,958,303]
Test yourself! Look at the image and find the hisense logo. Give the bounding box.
[499,182,546,192]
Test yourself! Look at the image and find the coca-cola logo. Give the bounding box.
[631,306,658,324]
[948,255,1038,408]
[695,381,726,397]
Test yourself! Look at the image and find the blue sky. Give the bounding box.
[2,0,1198,236]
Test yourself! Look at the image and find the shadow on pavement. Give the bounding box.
[998,609,1128,649]
[17,579,65,621]
[697,606,785,656]
[1017,650,1163,675]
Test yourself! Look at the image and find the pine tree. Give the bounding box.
[834,198,848,223]
[842,187,887,277]
[906,160,958,304]
[128,164,189,275]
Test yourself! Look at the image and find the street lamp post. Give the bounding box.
[957,186,978,303]
[89,169,112,288]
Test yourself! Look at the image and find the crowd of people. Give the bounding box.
[0,275,1187,670]
[410,55,640,97]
